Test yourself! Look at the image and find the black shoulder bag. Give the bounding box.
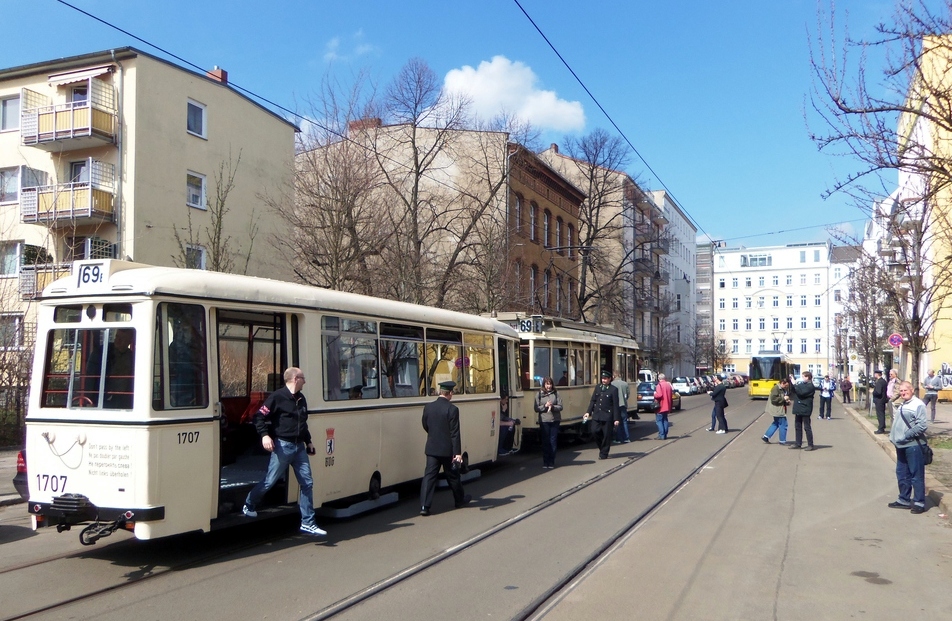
[898,406,934,465]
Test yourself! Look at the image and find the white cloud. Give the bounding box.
[444,56,585,132]
[323,31,377,63]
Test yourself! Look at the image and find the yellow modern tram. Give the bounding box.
[491,313,641,434]
[24,260,523,543]
[748,352,796,399]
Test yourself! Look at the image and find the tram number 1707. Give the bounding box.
[36,474,68,493]
[177,431,200,444]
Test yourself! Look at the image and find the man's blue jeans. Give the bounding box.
[764,416,787,443]
[615,409,631,442]
[896,443,926,507]
[245,438,316,526]
[655,412,669,439]
[819,396,832,418]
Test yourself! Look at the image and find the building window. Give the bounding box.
[758,339,765,351]
[787,338,793,354]
[800,273,807,285]
[745,339,752,354]
[772,296,779,307]
[512,194,523,232]
[800,338,807,353]
[187,100,206,138]
[786,275,793,286]
[834,289,841,302]
[555,217,563,252]
[566,225,574,258]
[543,270,551,309]
[513,260,522,298]
[745,297,752,309]
[800,251,806,263]
[787,317,793,329]
[69,160,89,183]
[185,245,206,269]
[800,295,807,307]
[556,276,563,314]
[745,318,752,331]
[0,167,18,203]
[786,295,793,307]
[529,265,537,302]
[834,267,842,280]
[814,273,821,285]
[1,96,19,132]
[814,249,821,262]
[732,298,738,309]
[745,278,751,288]
[815,295,821,306]
[530,203,538,242]
[719,319,726,331]
[772,338,780,351]
[801,317,807,329]
[757,296,764,308]
[543,210,552,248]
[732,339,739,354]
[719,278,726,289]
[759,318,765,330]
[719,298,725,309]
[732,319,738,330]
[758,276,765,286]
[186,172,206,209]
[815,338,822,353]
[772,276,779,286]
[676,294,682,311]
[0,314,24,350]
[732,278,738,288]
[772,318,779,330]
[815,317,821,329]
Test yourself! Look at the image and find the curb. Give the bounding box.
[0,495,25,508]
[841,399,949,516]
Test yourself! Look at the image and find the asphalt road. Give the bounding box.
[0,391,949,621]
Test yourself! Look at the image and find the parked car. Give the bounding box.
[672,377,695,395]
[635,382,682,412]
[13,449,28,501]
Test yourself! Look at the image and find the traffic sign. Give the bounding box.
[888,333,903,347]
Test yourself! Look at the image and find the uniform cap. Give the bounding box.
[601,370,612,378]
[439,380,457,390]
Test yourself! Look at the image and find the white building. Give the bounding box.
[651,190,697,377]
[712,242,834,377]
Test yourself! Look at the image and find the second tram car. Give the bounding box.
[491,314,641,435]
[24,261,523,543]
[748,352,795,399]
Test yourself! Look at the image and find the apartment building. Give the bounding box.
[712,242,834,377]
[0,47,297,324]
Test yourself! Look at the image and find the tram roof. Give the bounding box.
[42,261,518,337]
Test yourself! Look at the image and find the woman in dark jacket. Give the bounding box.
[791,371,816,450]
[534,377,563,469]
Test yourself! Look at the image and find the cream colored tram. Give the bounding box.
[25,260,522,543]
[491,314,640,434]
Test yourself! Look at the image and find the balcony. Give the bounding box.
[20,76,117,151]
[633,256,655,274]
[653,269,670,283]
[651,236,670,255]
[20,160,116,228]
[19,263,71,300]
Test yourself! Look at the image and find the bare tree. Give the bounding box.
[843,253,894,379]
[173,152,258,274]
[810,0,952,389]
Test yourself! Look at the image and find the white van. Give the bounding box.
[638,369,655,383]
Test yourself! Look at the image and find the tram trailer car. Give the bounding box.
[24,260,523,544]
[490,313,641,438]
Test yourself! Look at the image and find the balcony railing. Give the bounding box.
[19,263,72,299]
[20,79,117,151]
[20,160,115,227]
[652,236,670,254]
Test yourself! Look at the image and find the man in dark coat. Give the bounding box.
[709,376,729,433]
[872,370,888,434]
[585,370,620,459]
[419,380,471,516]
[791,371,817,451]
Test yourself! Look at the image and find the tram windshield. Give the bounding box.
[41,327,136,409]
[749,356,783,381]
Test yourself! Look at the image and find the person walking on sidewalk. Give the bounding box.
[921,370,941,423]
[790,371,816,451]
[708,376,729,434]
[534,377,563,468]
[762,377,791,444]
[584,371,620,459]
[653,374,675,440]
[872,370,888,434]
[840,376,852,403]
[886,369,900,407]
[818,375,835,420]
[888,381,929,514]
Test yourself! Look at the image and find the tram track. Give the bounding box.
[298,408,761,621]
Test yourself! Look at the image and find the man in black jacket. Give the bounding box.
[585,370,620,459]
[791,371,817,451]
[243,367,325,536]
[420,380,470,515]
[872,370,888,434]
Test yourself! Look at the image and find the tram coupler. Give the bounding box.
[79,520,125,546]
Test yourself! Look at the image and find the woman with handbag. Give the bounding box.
[534,377,563,469]
[889,381,930,514]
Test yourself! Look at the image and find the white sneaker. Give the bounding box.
[300,523,327,536]
[242,504,257,518]
[715,430,726,434]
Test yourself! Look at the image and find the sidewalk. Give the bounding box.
[840,393,950,516]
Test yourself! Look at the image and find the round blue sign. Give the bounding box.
[888,333,903,347]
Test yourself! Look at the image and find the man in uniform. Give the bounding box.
[420,380,471,516]
[585,370,620,459]
[872,370,888,434]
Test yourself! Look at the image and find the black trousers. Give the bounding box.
[420,454,464,510]
[794,414,814,447]
[593,419,614,458]
[875,400,887,432]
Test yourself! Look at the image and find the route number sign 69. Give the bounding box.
[77,263,104,288]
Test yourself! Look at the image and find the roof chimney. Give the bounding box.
[207,66,228,84]
[550,143,559,153]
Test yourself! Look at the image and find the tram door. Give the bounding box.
[213,309,291,516]
[600,345,613,376]
[498,339,522,449]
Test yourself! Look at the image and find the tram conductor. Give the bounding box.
[584,370,621,459]
[420,380,471,516]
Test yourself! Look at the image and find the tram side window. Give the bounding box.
[463,333,494,394]
[569,346,586,385]
[425,328,462,395]
[519,344,530,391]
[41,326,136,410]
[322,316,378,401]
[153,303,209,410]
[380,323,424,398]
[627,353,637,382]
[552,346,568,386]
[532,345,550,388]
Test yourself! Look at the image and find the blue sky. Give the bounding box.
[4,0,905,247]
